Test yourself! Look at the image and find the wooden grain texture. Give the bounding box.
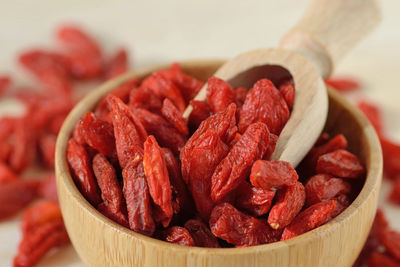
[55,60,382,267]
[280,0,381,78]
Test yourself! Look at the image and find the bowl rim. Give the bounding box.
[55,59,383,255]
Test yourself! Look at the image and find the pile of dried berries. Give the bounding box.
[0,25,129,267]
[1,23,398,267]
[326,78,400,266]
[68,64,366,248]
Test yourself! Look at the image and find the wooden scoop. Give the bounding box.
[183,0,381,167]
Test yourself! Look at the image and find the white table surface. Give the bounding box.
[0,0,399,266]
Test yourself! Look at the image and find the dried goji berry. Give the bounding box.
[129,86,162,113]
[38,133,57,168]
[380,137,400,180]
[141,72,186,113]
[305,174,351,206]
[97,202,129,228]
[358,100,383,135]
[0,162,17,184]
[122,157,155,236]
[0,180,40,220]
[57,26,103,79]
[13,219,69,267]
[184,219,220,248]
[206,77,235,113]
[104,48,128,80]
[368,252,400,267]
[19,50,72,96]
[0,76,11,96]
[21,201,62,235]
[211,122,270,201]
[143,136,173,227]
[210,203,282,246]
[9,117,36,173]
[158,63,203,103]
[331,193,350,218]
[181,129,229,221]
[161,98,188,136]
[279,79,295,110]
[234,87,247,108]
[380,229,400,260]
[281,200,337,240]
[325,77,361,92]
[47,112,68,135]
[95,78,139,121]
[304,134,348,170]
[77,112,116,158]
[250,160,298,190]
[107,94,147,168]
[132,107,185,155]
[268,182,305,229]
[235,181,275,217]
[67,139,101,205]
[316,149,365,178]
[38,174,58,203]
[263,133,278,160]
[315,132,331,147]
[188,100,212,131]
[238,79,290,135]
[162,148,194,220]
[158,226,195,246]
[92,153,124,213]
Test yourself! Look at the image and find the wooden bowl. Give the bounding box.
[55,60,382,267]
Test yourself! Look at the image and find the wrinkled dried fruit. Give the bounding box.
[13,218,69,267]
[380,137,400,180]
[358,101,383,135]
[97,202,129,228]
[122,157,155,236]
[141,72,186,113]
[184,219,220,248]
[38,133,57,168]
[38,174,58,202]
[77,112,116,158]
[281,200,337,240]
[57,26,103,79]
[105,48,128,79]
[132,107,185,155]
[161,98,188,136]
[325,77,361,92]
[158,226,195,246]
[279,79,295,110]
[206,77,235,113]
[0,180,40,220]
[210,203,282,246]
[158,63,203,103]
[188,100,212,130]
[235,181,275,217]
[389,178,400,205]
[268,182,305,229]
[129,86,162,113]
[0,76,11,96]
[107,94,146,168]
[21,201,62,235]
[250,160,298,190]
[238,79,289,135]
[316,149,365,178]
[67,139,101,205]
[92,153,123,213]
[211,122,270,201]
[305,174,351,206]
[143,136,173,227]
[263,134,278,160]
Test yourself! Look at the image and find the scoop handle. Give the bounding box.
[280,0,381,78]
